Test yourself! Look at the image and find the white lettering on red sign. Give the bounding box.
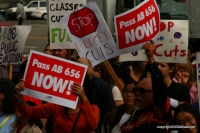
[31,71,74,95]
[125,17,156,44]
[72,14,94,32]
[32,59,50,70]
[51,64,63,73]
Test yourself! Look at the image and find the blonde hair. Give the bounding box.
[174,60,194,87]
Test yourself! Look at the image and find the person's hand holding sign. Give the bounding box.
[15,79,25,95]
[142,40,155,64]
[71,82,87,103]
[15,79,25,106]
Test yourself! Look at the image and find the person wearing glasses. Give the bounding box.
[101,80,136,133]
[133,78,153,109]
[101,40,171,133]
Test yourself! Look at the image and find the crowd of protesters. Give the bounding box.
[0,39,200,133]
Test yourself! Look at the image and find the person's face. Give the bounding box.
[93,67,101,78]
[176,111,198,133]
[44,45,53,55]
[134,80,153,108]
[53,49,67,59]
[157,62,173,78]
[122,83,135,106]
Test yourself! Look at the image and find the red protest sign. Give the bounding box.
[114,0,160,52]
[68,7,99,38]
[23,50,87,109]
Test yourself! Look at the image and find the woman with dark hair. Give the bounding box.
[15,74,99,133]
[102,80,136,133]
[173,103,200,133]
[0,78,16,132]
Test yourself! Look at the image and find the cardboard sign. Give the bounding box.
[62,2,118,66]
[49,0,86,49]
[114,0,160,55]
[0,26,31,65]
[120,20,188,63]
[22,50,87,109]
[196,52,200,111]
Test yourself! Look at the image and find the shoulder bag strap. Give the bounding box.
[0,114,12,129]
[71,110,82,133]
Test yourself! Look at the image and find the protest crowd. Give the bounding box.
[0,39,199,133]
[0,0,200,133]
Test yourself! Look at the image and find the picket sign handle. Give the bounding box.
[9,64,13,80]
[103,60,124,92]
[147,71,151,78]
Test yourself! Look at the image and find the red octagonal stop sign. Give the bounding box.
[68,7,99,38]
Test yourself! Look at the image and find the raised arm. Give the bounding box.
[15,79,54,119]
[142,41,170,117]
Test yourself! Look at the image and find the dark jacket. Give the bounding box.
[91,76,116,131]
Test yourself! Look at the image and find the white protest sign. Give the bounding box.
[49,0,86,49]
[114,0,160,55]
[196,52,200,112]
[0,26,31,65]
[120,20,188,63]
[23,50,87,109]
[62,2,118,66]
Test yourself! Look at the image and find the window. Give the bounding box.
[116,0,135,15]
[158,1,189,20]
[40,2,46,7]
[28,2,38,8]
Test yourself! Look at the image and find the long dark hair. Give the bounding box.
[131,61,148,77]
[119,66,136,85]
[173,103,200,133]
[0,78,16,114]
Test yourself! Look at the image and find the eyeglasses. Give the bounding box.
[132,87,153,95]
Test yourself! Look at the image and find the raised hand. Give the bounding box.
[142,40,155,64]
[15,79,25,95]
[175,69,189,85]
[71,82,87,103]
